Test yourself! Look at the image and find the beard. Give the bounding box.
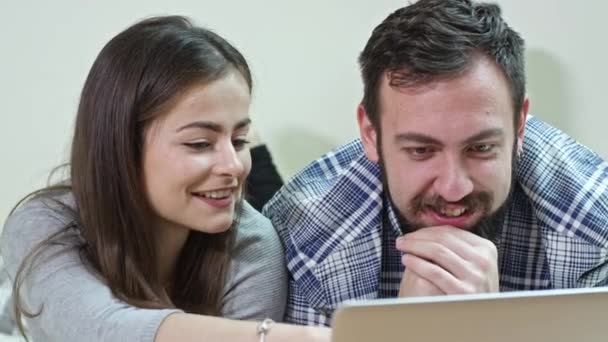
[378,141,518,242]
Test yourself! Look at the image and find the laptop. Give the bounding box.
[331,287,608,342]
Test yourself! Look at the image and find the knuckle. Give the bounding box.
[426,267,442,280]
[477,257,491,272]
[464,275,483,293]
[474,251,497,273]
[485,242,498,257]
[434,245,451,261]
[461,284,476,295]
[435,234,450,246]
[478,238,497,253]
[485,240,498,253]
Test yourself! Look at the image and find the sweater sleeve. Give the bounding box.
[0,199,181,342]
[246,145,284,212]
[221,201,287,321]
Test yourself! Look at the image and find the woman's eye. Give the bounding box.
[232,138,250,150]
[183,141,211,151]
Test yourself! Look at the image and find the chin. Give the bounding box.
[200,218,235,234]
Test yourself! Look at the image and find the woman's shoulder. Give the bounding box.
[222,200,287,321]
[1,191,78,254]
[234,200,280,247]
[4,190,76,230]
[1,190,81,280]
[235,201,282,254]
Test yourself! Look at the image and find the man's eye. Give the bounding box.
[470,144,495,153]
[183,142,211,151]
[405,147,435,159]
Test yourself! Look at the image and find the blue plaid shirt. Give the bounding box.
[263,117,608,326]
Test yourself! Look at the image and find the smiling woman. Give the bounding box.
[142,74,253,280]
[0,16,329,342]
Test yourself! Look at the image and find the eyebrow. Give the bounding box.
[462,128,505,145]
[394,128,505,146]
[176,118,251,133]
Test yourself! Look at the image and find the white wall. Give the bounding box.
[1,0,607,226]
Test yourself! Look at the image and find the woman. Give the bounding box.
[0,16,329,341]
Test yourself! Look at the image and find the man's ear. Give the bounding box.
[516,96,530,155]
[357,104,379,162]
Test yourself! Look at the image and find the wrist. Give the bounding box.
[256,318,274,342]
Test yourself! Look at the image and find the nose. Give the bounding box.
[432,155,474,202]
[213,142,245,178]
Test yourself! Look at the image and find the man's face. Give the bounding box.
[358,57,529,233]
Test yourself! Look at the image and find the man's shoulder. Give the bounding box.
[274,139,371,190]
[522,116,607,174]
[263,139,381,220]
[519,117,608,250]
[263,139,385,310]
[262,138,384,265]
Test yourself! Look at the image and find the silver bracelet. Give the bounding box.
[256,318,275,342]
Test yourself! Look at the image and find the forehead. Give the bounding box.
[143,73,251,139]
[378,57,515,140]
[170,73,250,119]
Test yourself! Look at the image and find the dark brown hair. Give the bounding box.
[359,0,526,129]
[10,15,252,337]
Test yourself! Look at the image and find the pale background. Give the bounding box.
[0,0,607,229]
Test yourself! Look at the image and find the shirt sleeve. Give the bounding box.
[221,202,287,322]
[284,276,332,326]
[263,191,333,327]
[0,200,181,342]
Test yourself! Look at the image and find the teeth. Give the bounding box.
[439,207,466,217]
[197,190,232,199]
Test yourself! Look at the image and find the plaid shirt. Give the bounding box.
[263,117,608,326]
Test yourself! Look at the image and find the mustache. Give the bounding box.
[409,192,494,214]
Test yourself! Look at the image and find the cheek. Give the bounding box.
[141,147,174,214]
[147,163,183,200]
[142,144,164,191]
[144,145,206,195]
[382,149,432,203]
[471,157,513,199]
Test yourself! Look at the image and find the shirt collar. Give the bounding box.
[383,190,405,238]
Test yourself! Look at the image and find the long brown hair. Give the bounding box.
[10,15,253,335]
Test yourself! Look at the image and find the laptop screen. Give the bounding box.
[331,287,608,342]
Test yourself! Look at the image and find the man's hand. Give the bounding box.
[395,225,499,297]
[399,268,445,297]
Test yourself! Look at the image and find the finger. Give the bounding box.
[399,235,499,290]
[403,254,470,295]
[404,225,491,248]
[397,231,479,262]
[399,270,444,297]
[399,238,473,280]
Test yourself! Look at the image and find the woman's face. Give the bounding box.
[142,71,252,237]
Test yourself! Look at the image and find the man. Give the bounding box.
[263,0,608,326]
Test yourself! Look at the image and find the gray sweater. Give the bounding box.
[0,193,287,341]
